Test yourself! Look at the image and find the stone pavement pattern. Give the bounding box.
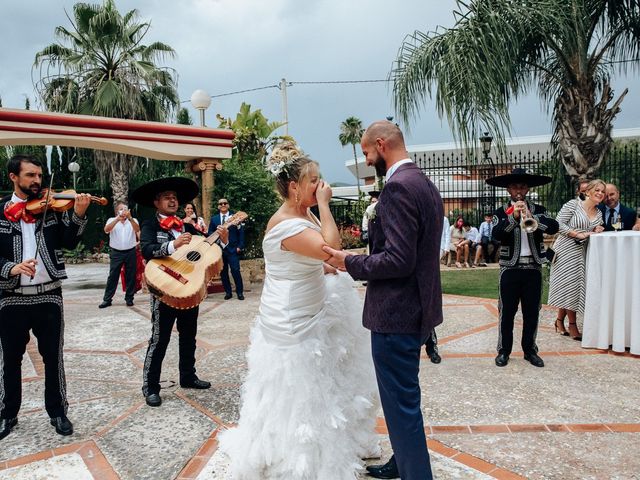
[1,263,639,479]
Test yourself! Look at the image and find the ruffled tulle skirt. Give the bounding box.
[218,272,379,479]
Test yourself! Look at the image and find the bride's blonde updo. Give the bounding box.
[266,140,318,199]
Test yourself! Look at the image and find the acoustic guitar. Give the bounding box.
[145,211,248,309]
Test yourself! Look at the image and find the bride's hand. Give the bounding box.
[315,181,332,205]
[323,262,338,275]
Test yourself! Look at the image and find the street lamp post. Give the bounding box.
[68,161,80,190]
[479,132,495,213]
[190,89,216,221]
[190,89,212,127]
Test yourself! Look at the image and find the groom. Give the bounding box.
[324,121,443,479]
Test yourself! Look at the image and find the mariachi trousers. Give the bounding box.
[0,288,68,419]
[142,296,199,396]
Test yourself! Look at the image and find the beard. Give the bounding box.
[19,183,42,200]
[372,151,387,177]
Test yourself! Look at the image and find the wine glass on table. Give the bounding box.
[611,217,623,231]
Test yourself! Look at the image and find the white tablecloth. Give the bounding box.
[583,231,640,354]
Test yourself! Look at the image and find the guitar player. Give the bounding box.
[132,177,229,408]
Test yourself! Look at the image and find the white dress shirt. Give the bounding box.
[105,217,138,250]
[12,193,53,286]
[440,216,451,258]
[510,201,533,256]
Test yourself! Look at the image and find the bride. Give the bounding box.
[218,142,379,479]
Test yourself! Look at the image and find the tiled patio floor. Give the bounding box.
[1,263,638,479]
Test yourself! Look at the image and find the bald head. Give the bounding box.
[360,120,410,177]
[362,120,405,149]
[605,183,620,209]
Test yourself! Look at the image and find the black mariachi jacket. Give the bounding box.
[0,197,88,290]
[491,201,559,267]
[140,216,201,262]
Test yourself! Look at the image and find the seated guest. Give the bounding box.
[478,213,499,265]
[449,216,467,268]
[598,183,640,231]
[461,221,479,267]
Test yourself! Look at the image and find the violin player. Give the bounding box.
[132,177,228,408]
[0,154,91,440]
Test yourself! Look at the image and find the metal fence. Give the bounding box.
[330,143,640,228]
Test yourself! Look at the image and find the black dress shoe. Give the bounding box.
[366,456,399,479]
[427,350,442,364]
[524,352,545,367]
[98,300,112,309]
[237,294,244,300]
[126,299,134,307]
[145,393,162,407]
[180,378,211,389]
[224,293,232,300]
[0,417,17,440]
[50,416,73,436]
[495,353,509,367]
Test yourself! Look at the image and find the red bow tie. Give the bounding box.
[505,205,515,215]
[4,202,37,223]
[159,216,184,232]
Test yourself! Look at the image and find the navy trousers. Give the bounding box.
[371,332,433,480]
[221,250,243,296]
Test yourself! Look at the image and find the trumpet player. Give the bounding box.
[487,168,559,368]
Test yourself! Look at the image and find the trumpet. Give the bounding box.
[515,195,538,233]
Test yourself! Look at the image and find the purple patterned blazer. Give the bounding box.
[345,162,444,336]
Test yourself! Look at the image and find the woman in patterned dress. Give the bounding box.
[548,179,606,339]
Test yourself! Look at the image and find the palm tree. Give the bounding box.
[391,0,640,181]
[339,117,364,197]
[216,102,287,163]
[33,0,179,201]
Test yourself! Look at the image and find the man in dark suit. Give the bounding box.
[488,169,559,368]
[324,121,443,480]
[599,183,640,231]
[208,198,245,300]
[132,177,227,408]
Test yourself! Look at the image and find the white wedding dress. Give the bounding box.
[218,218,379,479]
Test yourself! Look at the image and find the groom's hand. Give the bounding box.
[322,246,352,271]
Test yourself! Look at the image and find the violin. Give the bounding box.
[25,189,108,215]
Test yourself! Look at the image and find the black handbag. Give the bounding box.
[545,247,556,263]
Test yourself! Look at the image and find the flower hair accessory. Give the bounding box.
[266,140,304,178]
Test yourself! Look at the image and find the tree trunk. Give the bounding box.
[94,150,137,203]
[554,80,627,181]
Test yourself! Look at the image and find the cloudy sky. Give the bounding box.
[2,0,640,184]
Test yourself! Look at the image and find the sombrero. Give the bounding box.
[486,167,552,188]
[130,177,199,208]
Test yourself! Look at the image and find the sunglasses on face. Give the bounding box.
[218,202,228,206]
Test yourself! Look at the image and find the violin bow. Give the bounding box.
[30,171,55,282]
